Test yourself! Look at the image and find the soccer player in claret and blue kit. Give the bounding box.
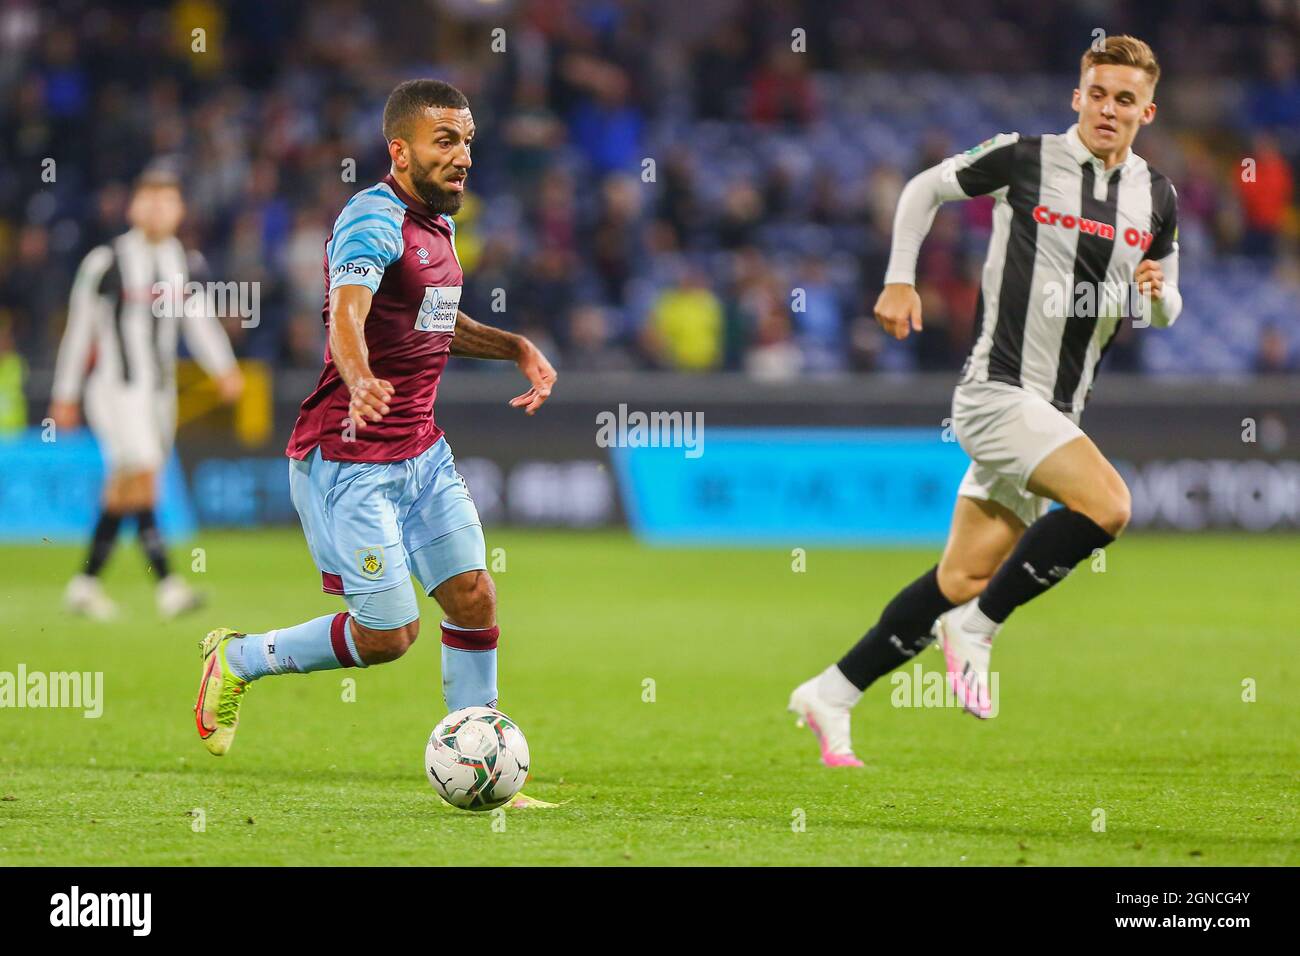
[193,80,557,806]
[790,36,1182,764]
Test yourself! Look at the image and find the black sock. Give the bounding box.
[977,508,1114,624]
[134,509,171,580]
[84,512,123,577]
[837,565,956,691]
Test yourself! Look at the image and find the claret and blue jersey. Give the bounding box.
[283,176,486,625]
[286,173,465,464]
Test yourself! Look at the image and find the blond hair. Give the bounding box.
[1081,35,1160,88]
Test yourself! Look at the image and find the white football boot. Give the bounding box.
[934,600,997,719]
[788,667,865,767]
[157,575,204,620]
[64,574,119,621]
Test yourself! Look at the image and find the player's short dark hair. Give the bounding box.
[382,79,470,142]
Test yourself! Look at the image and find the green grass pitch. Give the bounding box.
[0,529,1295,866]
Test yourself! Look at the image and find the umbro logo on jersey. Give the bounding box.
[1033,204,1153,250]
[415,247,430,262]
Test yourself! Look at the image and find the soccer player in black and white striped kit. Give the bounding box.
[790,36,1182,764]
[49,168,243,621]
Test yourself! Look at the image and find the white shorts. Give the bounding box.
[951,380,1084,527]
[84,379,176,473]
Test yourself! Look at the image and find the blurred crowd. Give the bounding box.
[1,0,1298,386]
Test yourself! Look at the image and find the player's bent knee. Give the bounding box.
[937,564,990,605]
[465,571,496,617]
[1103,494,1132,538]
[1079,483,1132,538]
[352,618,420,664]
[343,584,423,664]
[437,569,496,629]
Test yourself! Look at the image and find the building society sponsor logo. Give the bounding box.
[416,285,461,333]
[50,886,151,936]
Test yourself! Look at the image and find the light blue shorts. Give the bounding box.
[289,437,486,628]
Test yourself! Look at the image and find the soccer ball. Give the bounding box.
[425,706,530,811]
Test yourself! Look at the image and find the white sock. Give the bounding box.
[815,664,863,709]
[965,601,1001,638]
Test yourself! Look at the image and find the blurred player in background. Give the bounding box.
[49,168,244,621]
[193,81,557,808]
[791,36,1182,764]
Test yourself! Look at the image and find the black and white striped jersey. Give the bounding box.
[885,124,1181,413]
[52,228,236,402]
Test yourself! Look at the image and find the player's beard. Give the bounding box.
[409,154,464,216]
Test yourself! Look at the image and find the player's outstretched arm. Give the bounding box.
[179,256,243,403]
[877,133,1019,340]
[451,311,556,415]
[329,284,394,429]
[49,245,115,430]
